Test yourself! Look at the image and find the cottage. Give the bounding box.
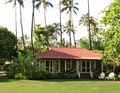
[36,47,102,79]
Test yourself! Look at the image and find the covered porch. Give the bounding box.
[39,59,103,79]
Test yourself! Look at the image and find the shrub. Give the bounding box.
[15,73,27,79]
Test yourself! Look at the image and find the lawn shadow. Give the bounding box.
[0,76,22,83]
[38,79,101,82]
[0,76,11,83]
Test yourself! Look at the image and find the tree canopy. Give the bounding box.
[101,0,120,65]
[34,23,58,52]
[0,26,17,65]
[77,37,104,51]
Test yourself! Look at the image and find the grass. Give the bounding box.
[0,79,120,93]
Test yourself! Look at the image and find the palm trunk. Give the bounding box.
[31,0,35,55]
[73,31,76,47]
[70,5,76,47]
[43,4,47,27]
[19,4,26,51]
[69,8,72,47]
[15,0,18,49]
[59,0,63,46]
[87,0,92,50]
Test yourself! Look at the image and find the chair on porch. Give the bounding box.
[98,72,105,79]
[105,72,116,81]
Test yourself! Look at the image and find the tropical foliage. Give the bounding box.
[101,0,120,67]
[8,51,50,79]
[77,37,104,51]
[0,26,17,65]
[34,23,58,52]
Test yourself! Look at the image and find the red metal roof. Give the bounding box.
[36,47,102,60]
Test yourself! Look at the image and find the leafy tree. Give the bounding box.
[61,0,79,46]
[57,38,70,47]
[100,0,120,71]
[34,23,57,52]
[77,38,89,49]
[77,37,104,50]
[36,0,53,26]
[0,26,17,65]
[17,35,30,51]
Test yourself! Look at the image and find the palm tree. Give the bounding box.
[63,20,75,47]
[31,0,35,55]
[36,0,53,27]
[79,13,98,49]
[6,0,18,49]
[61,0,79,46]
[6,0,25,51]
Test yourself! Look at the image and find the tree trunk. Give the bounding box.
[59,0,63,46]
[71,11,76,47]
[19,4,26,51]
[87,0,92,50]
[43,4,47,27]
[15,0,18,49]
[73,32,76,47]
[31,0,35,55]
[69,8,72,47]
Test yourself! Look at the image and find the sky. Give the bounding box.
[0,0,114,41]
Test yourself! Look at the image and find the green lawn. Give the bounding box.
[0,79,120,93]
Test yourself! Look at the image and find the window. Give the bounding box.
[39,60,45,69]
[46,60,49,71]
[53,60,60,72]
[81,61,90,72]
[91,61,96,71]
[78,61,96,73]
[65,60,72,72]
[45,60,60,73]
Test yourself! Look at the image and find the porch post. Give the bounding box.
[65,60,66,72]
[76,61,80,78]
[49,61,51,72]
[59,61,60,72]
[43,60,46,70]
[44,60,46,70]
[101,61,103,72]
[39,60,41,68]
[52,60,53,73]
[90,61,93,79]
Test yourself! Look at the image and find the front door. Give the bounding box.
[76,60,96,78]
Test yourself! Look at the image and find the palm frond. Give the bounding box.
[61,7,68,12]
[46,2,54,7]
[36,2,41,9]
